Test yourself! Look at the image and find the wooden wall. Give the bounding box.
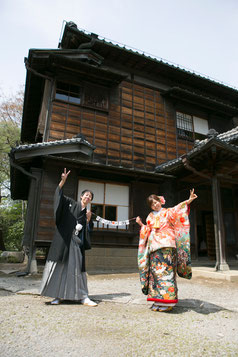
[36,164,78,245]
[47,80,194,171]
[36,167,58,245]
[35,162,153,246]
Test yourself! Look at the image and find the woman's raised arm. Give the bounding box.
[187,188,198,205]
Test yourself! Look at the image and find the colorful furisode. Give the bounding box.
[138,201,192,306]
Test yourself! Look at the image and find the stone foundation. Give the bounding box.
[86,247,138,273]
[0,251,25,263]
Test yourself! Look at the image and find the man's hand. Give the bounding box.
[59,168,71,188]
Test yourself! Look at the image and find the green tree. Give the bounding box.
[0,88,23,194]
[0,88,24,251]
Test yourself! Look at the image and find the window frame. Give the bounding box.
[176,112,194,141]
[91,203,118,222]
[54,80,109,112]
[77,179,130,231]
[176,111,209,141]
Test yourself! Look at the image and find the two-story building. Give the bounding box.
[10,21,238,273]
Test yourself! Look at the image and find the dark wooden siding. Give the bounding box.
[48,80,194,171]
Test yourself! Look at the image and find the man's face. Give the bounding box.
[81,191,93,205]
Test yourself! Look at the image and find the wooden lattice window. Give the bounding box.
[176,112,194,140]
[176,112,209,140]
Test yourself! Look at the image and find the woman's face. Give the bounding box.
[81,191,93,206]
[151,199,161,212]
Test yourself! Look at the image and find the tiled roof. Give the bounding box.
[62,22,238,92]
[155,126,238,173]
[217,126,238,143]
[11,137,95,153]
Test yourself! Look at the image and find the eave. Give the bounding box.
[28,50,128,86]
[155,137,238,185]
[162,87,238,116]
[21,70,45,143]
[60,22,238,103]
[10,137,95,200]
[44,155,175,184]
[11,137,95,162]
[48,53,128,86]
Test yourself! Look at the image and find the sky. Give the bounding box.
[1,0,238,96]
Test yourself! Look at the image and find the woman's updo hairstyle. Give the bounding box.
[146,194,165,208]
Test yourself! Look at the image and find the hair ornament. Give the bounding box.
[158,196,166,205]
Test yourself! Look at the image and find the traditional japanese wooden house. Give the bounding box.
[10,21,238,273]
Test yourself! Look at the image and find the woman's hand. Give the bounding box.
[187,188,197,204]
[59,168,71,189]
[136,216,143,227]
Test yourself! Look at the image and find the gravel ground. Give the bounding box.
[0,272,238,357]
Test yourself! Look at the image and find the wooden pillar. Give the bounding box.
[23,168,43,274]
[193,207,198,260]
[211,175,229,271]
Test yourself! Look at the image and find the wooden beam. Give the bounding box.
[182,157,211,180]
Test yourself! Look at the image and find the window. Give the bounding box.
[83,85,109,110]
[176,112,209,140]
[176,112,193,139]
[55,81,109,111]
[77,180,129,230]
[55,82,82,105]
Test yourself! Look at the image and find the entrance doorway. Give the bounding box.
[197,211,216,260]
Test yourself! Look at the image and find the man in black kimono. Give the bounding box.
[40,168,97,306]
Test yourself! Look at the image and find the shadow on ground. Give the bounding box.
[44,292,131,305]
[174,298,226,314]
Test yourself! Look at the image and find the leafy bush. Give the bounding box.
[6,220,25,251]
[0,200,25,251]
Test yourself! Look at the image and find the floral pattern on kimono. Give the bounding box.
[138,200,192,296]
[147,248,178,304]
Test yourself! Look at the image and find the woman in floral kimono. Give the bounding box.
[136,189,197,312]
[40,168,97,307]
